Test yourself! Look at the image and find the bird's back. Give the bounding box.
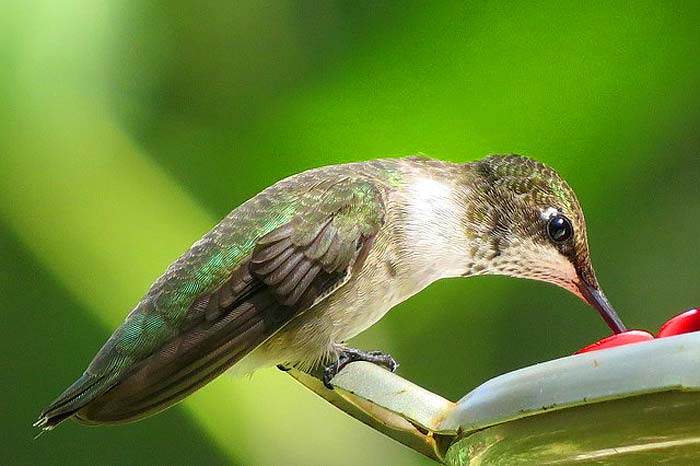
[35,158,403,428]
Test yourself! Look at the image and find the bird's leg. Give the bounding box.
[323,347,399,389]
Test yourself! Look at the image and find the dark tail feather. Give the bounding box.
[36,278,289,430]
[34,372,117,430]
[74,291,286,424]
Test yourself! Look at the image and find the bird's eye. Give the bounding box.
[547,215,573,243]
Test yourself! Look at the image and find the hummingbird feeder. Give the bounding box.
[288,309,700,465]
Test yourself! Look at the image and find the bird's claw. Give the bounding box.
[322,347,399,389]
[276,363,292,372]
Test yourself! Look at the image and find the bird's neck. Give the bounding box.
[396,160,474,282]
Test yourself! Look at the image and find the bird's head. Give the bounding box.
[463,154,626,334]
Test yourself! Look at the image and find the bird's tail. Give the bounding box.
[35,286,286,430]
[71,295,281,425]
[34,371,118,430]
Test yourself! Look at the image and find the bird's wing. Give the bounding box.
[36,177,385,427]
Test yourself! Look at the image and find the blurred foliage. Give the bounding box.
[2,1,699,465]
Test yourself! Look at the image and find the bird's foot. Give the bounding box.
[322,347,399,389]
[276,363,292,372]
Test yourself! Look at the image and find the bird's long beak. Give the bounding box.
[577,278,627,334]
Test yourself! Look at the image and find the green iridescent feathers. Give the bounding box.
[36,168,388,428]
[251,179,385,308]
[476,154,577,213]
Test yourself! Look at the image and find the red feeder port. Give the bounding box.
[656,308,700,338]
[575,330,654,355]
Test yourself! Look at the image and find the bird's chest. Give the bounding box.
[307,177,469,342]
[321,229,436,342]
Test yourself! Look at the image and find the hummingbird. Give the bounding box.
[35,154,626,430]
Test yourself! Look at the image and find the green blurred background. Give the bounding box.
[2,1,699,465]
